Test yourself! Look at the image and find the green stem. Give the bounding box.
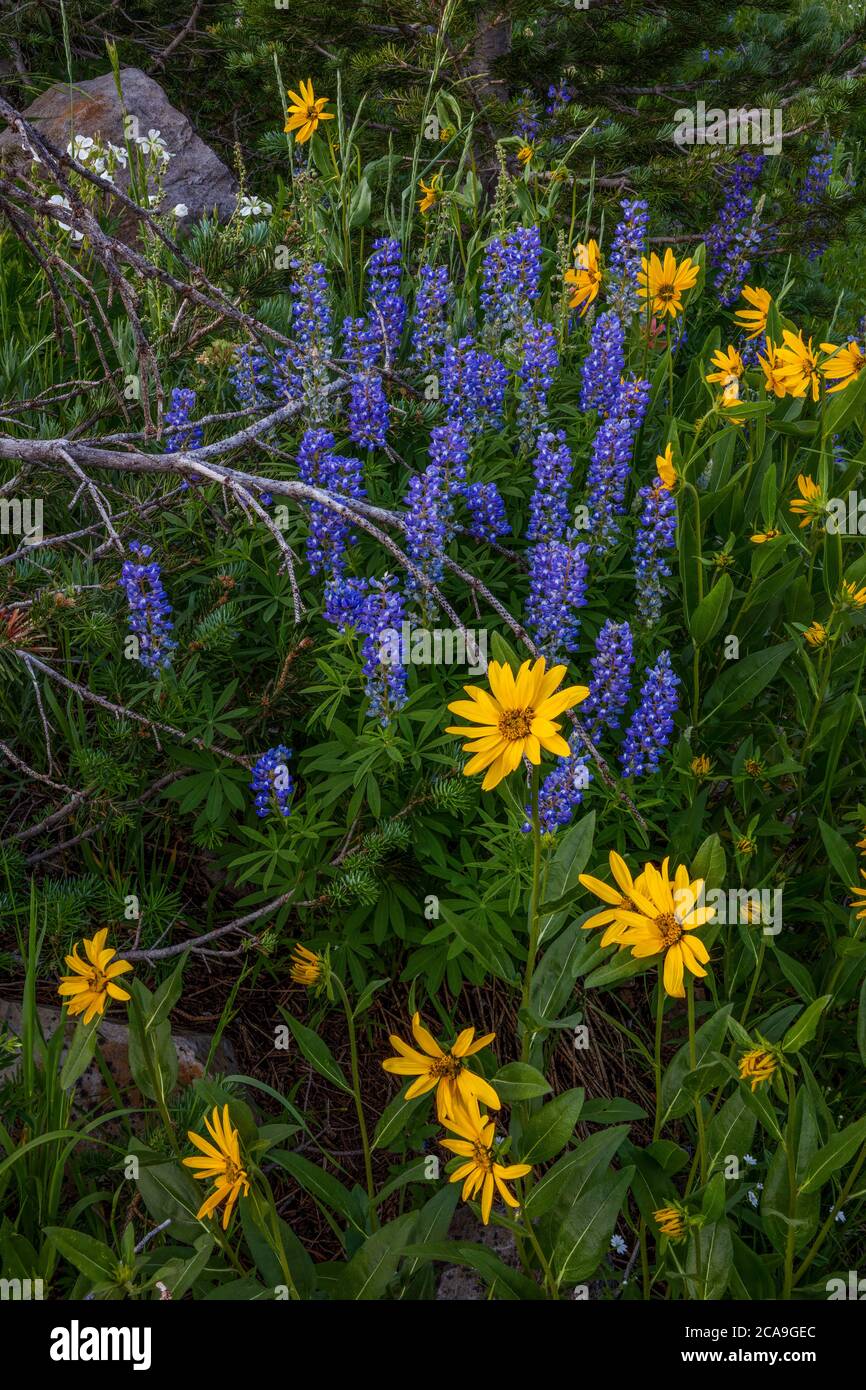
[801,648,833,759]
[334,977,377,1228]
[782,1071,798,1299]
[686,980,706,1187]
[522,1204,558,1300]
[653,986,665,1141]
[739,938,766,1028]
[520,764,543,1065]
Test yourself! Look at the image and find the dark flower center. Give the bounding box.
[657,911,683,948]
[499,708,534,741]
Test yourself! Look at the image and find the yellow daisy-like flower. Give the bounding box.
[690,754,713,777]
[839,580,866,610]
[440,1097,531,1225]
[612,859,715,998]
[758,337,788,398]
[290,943,322,987]
[750,528,781,544]
[564,239,602,316]
[654,1205,687,1240]
[417,173,442,214]
[850,870,866,919]
[183,1105,250,1229]
[738,1047,777,1092]
[383,1013,500,1122]
[578,851,649,946]
[637,248,699,319]
[776,329,823,402]
[819,340,865,394]
[445,657,588,792]
[517,144,534,166]
[734,285,772,340]
[284,79,335,145]
[705,344,744,387]
[656,443,677,491]
[804,620,829,649]
[57,929,133,1026]
[789,474,826,528]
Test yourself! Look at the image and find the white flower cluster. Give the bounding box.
[237,194,273,220]
[66,134,129,186]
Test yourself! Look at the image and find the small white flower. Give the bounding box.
[835,1209,846,1224]
[47,193,84,242]
[108,142,129,167]
[67,135,95,162]
[743,1153,757,1166]
[238,194,272,219]
[136,128,171,160]
[610,1234,628,1255]
[172,203,189,217]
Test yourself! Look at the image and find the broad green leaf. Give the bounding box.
[799,1115,866,1196]
[690,574,733,646]
[279,1009,352,1093]
[701,642,794,722]
[553,1165,634,1286]
[45,1227,118,1287]
[335,1213,417,1299]
[706,1090,757,1176]
[491,1062,551,1102]
[781,995,832,1053]
[520,1088,585,1164]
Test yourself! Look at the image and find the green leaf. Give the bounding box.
[729,1232,775,1301]
[659,1006,732,1126]
[706,1090,757,1176]
[552,1165,634,1286]
[799,1115,866,1195]
[525,1125,631,1220]
[489,632,521,670]
[701,642,795,722]
[335,1213,417,1299]
[762,1091,821,1254]
[491,1062,551,1102]
[269,1151,363,1232]
[690,574,733,646]
[399,1240,544,1299]
[684,1219,732,1300]
[279,1009,352,1093]
[45,1227,117,1287]
[818,818,858,889]
[690,833,726,891]
[520,1088,585,1163]
[530,923,596,1022]
[538,811,596,942]
[823,360,866,435]
[580,1097,647,1123]
[399,1185,459,1282]
[59,1018,100,1090]
[781,995,832,1053]
[371,1087,428,1152]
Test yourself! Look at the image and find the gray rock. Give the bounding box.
[0,67,238,233]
